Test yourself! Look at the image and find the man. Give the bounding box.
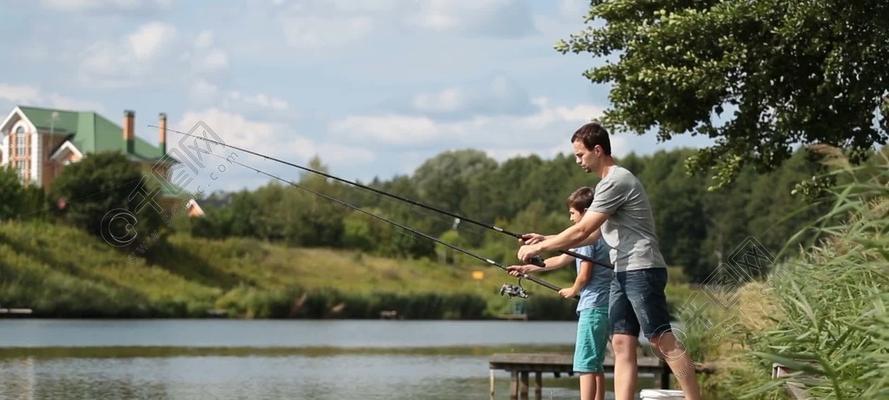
[517,122,701,400]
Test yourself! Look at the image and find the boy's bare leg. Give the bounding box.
[579,373,594,400]
[651,331,701,400]
[611,334,638,400]
[593,373,606,400]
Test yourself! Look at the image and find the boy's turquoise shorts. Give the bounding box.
[573,306,610,373]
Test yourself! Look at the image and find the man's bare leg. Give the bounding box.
[651,331,701,400]
[611,334,638,400]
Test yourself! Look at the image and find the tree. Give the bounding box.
[413,149,497,215]
[558,0,889,188]
[0,167,24,220]
[50,152,166,250]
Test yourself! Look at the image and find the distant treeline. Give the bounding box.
[190,147,873,282]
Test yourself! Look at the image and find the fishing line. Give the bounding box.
[198,149,569,297]
[157,125,611,269]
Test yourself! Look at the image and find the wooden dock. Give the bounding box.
[489,353,713,399]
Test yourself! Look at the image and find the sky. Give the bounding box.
[0,0,712,193]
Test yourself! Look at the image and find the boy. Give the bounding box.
[507,187,612,400]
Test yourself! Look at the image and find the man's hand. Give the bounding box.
[558,287,578,299]
[506,264,543,277]
[517,243,543,263]
[520,233,546,245]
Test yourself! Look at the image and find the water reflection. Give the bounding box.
[1,355,585,400]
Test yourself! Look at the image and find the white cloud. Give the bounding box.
[0,83,40,103]
[558,0,589,20]
[407,0,535,37]
[408,74,534,118]
[78,23,229,88]
[128,22,177,61]
[79,22,178,87]
[188,79,220,104]
[229,92,289,112]
[330,98,604,151]
[273,0,536,50]
[188,82,290,114]
[176,108,369,162]
[40,0,172,12]
[194,30,214,48]
[412,88,464,113]
[330,115,442,146]
[0,83,104,112]
[198,49,229,71]
[281,15,375,49]
[176,108,281,155]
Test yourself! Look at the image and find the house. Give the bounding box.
[0,106,195,215]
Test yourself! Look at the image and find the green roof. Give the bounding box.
[18,105,169,162]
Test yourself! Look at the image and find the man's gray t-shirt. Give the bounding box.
[589,166,667,272]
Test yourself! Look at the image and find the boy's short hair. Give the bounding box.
[570,121,611,155]
[566,187,595,211]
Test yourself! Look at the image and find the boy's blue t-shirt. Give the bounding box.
[573,238,612,312]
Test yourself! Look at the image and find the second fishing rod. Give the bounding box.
[159,126,612,269]
[200,149,567,298]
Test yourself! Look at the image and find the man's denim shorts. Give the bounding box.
[609,268,672,339]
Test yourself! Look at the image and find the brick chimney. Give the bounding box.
[158,112,167,155]
[123,110,135,155]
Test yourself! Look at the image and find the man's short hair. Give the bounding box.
[566,186,594,212]
[570,121,611,155]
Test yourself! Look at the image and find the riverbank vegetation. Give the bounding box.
[677,151,888,399]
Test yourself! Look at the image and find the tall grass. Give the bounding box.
[679,152,889,399]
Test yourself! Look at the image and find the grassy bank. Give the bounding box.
[1,222,599,319]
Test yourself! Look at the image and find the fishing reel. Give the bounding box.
[499,278,529,299]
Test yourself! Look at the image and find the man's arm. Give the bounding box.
[517,211,608,262]
[574,228,602,247]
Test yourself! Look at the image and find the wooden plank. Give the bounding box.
[509,371,518,400]
[489,353,572,365]
[772,363,811,400]
[534,372,542,400]
[489,353,664,372]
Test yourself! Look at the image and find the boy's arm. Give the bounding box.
[558,260,593,299]
[506,253,574,276]
[541,253,575,271]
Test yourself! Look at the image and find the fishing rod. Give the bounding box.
[157,125,612,270]
[199,149,568,299]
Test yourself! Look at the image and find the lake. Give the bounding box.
[1,319,620,400]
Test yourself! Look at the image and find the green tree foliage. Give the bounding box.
[414,149,497,219]
[0,167,24,220]
[50,152,166,250]
[557,0,889,188]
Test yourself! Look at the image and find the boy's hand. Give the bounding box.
[520,233,546,245]
[558,287,577,298]
[506,264,543,277]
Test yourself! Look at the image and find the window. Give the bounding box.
[16,160,26,182]
[15,126,25,157]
